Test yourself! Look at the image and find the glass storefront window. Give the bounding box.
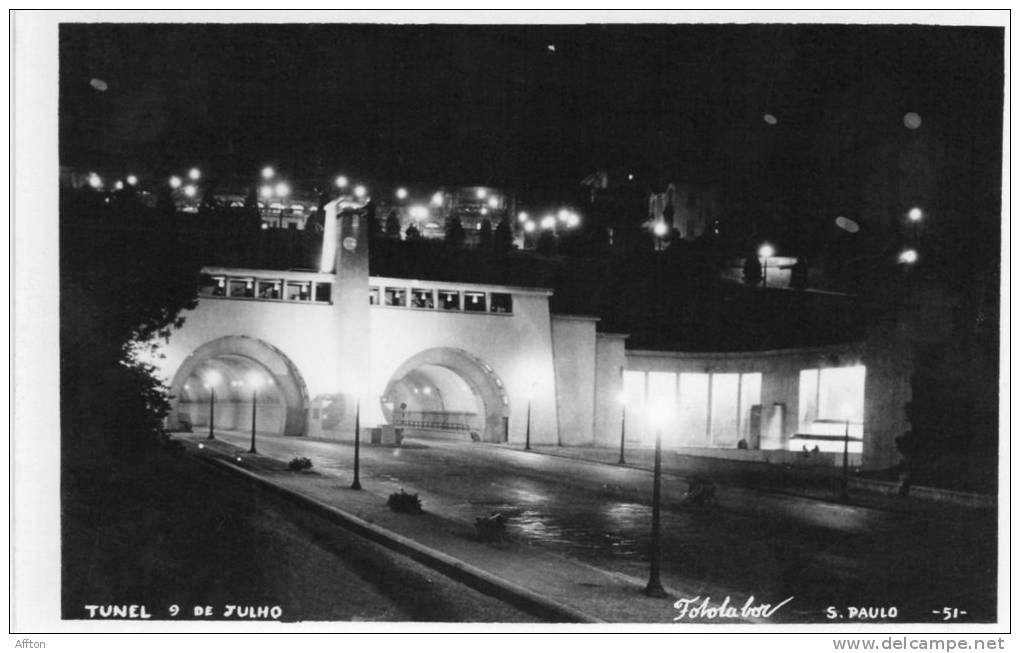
[739,373,762,443]
[490,292,513,313]
[464,292,486,312]
[710,373,740,447]
[439,290,460,310]
[385,287,407,307]
[411,289,435,309]
[648,372,678,446]
[623,370,646,443]
[679,373,709,445]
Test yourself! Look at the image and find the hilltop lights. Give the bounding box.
[189,167,201,181]
[409,205,429,221]
[431,191,444,206]
[262,166,275,180]
[396,187,408,200]
[353,185,368,199]
[169,176,182,189]
[335,175,349,189]
[88,172,103,189]
[540,215,556,230]
[517,211,529,224]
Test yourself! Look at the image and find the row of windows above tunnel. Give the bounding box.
[198,273,515,314]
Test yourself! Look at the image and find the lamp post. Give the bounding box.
[618,391,628,465]
[759,243,775,288]
[204,369,221,440]
[524,384,535,450]
[645,402,668,598]
[653,221,668,349]
[246,372,264,454]
[351,399,362,490]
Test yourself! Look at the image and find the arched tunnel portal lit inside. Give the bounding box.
[168,336,308,437]
[381,348,509,443]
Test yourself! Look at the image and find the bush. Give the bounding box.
[386,489,422,514]
[474,512,508,542]
[287,456,313,471]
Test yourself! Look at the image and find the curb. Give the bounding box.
[195,454,603,624]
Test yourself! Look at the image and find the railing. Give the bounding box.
[393,410,478,432]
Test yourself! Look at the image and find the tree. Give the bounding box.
[444,216,465,247]
[405,223,422,241]
[536,230,558,256]
[478,218,493,249]
[493,218,513,255]
[385,209,402,238]
[742,251,763,286]
[60,189,203,463]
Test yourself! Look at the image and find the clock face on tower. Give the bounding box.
[342,237,357,252]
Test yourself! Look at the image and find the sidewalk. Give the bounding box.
[184,435,756,624]
[524,443,995,513]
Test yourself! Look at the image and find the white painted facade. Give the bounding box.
[155,200,905,469]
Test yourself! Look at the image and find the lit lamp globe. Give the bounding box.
[396,187,408,200]
[335,175,348,189]
[169,176,182,189]
[203,369,222,390]
[259,185,273,200]
[274,182,290,199]
[524,220,536,233]
[899,249,919,264]
[540,215,556,230]
[262,166,275,180]
[907,207,923,222]
[126,175,138,186]
[759,243,775,259]
[517,211,529,224]
[353,185,367,199]
[903,112,922,130]
[653,221,668,238]
[188,167,201,181]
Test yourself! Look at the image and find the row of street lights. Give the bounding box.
[517,207,582,235]
[202,368,268,454]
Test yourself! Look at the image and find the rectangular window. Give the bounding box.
[368,287,380,305]
[710,373,740,447]
[229,278,254,298]
[679,373,709,445]
[464,291,486,312]
[286,281,309,301]
[623,370,647,444]
[384,287,406,307]
[490,292,513,314]
[411,288,435,309]
[439,290,461,310]
[257,280,281,299]
[314,282,332,303]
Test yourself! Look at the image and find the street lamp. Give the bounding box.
[524,383,535,450]
[189,167,201,181]
[246,371,265,454]
[517,211,529,224]
[759,243,775,288]
[184,185,197,198]
[431,191,444,207]
[898,248,919,265]
[618,391,628,465]
[126,174,138,186]
[351,399,362,490]
[203,369,221,440]
[907,207,923,222]
[274,182,290,199]
[168,176,182,189]
[540,215,556,230]
[88,172,103,189]
[396,187,408,200]
[644,401,669,598]
[353,185,367,200]
[335,175,348,190]
[259,185,273,200]
[262,166,275,180]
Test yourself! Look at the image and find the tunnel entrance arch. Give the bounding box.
[381,348,510,443]
[169,336,308,437]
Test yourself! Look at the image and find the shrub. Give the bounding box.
[474,512,508,542]
[386,489,423,514]
[287,456,313,471]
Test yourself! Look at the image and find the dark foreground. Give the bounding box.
[61,449,535,622]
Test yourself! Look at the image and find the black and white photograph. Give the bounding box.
[11,9,1010,641]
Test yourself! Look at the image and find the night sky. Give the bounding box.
[60,23,1003,202]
